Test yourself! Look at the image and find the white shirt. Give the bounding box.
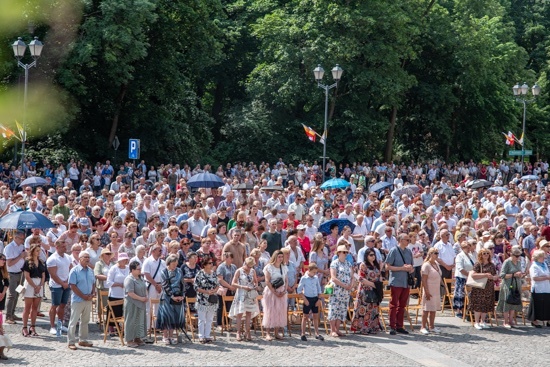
[455,251,476,279]
[46,252,71,288]
[106,265,129,298]
[4,241,25,273]
[142,256,166,284]
[530,262,550,293]
[434,241,456,266]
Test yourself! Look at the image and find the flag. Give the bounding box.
[320,130,326,145]
[302,124,317,142]
[15,120,25,141]
[518,132,524,146]
[502,131,515,146]
[0,124,15,140]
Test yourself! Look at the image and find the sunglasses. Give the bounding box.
[433,252,439,255]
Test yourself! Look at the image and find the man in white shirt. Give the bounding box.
[338,204,355,222]
[303,215,318,241]
[434,229,456,299]
[4,231,26,323]
[188,209,206,251]
[46,239,72,334]
[142,245,166,331]
[285,235,305,271]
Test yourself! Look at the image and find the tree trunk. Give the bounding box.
[385,106,398,162]
[108,84,128,149]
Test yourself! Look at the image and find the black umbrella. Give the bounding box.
[466,179,493,190]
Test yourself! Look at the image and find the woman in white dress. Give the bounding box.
[229,257,259,341]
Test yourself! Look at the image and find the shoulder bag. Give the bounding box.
[506,276,521,305]
[466,264,488,289]
[397,248,415,287]
[146,260,162,290]
[270,266,285,289]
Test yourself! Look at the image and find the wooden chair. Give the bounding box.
[103,299,125,345]
[463,286,497,326]
[343,290,357,334]
[97,290,109,328]
[318,294,330,335]
[221,295,235,332]
[148,298,160,343]
[441,278,455,316]
[286,294,304,337]
[378,284,393,332]
[518,284,531,325]
[406,287,422,330]
[256,295,265,337]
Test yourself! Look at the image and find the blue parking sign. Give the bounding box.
[128,139,140,159]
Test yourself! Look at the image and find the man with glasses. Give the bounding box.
[142,244,166,332]
[434,229,456,299]
[4,231,26,324]
[380,222,398,255]
[52,196,70,221]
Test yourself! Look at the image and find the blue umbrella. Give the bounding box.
[521,175,539,181]
[318,218,356,235]
[320,178,350,190]
[487,186,508,192]
[369,181,393,193]
[186,172,224,188]
[0,211,54,230]
[19,177,48,187]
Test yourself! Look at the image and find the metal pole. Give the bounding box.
[521,100,526,175]
[22,64,29,172]
[323,85,328,182]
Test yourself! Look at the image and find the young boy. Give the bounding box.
[296,262,324,341]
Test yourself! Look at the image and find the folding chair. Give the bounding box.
[441,278,455,316]
[221,295,235,332]
[98,290,109,328]
[406,287,422,331]
[103,299,125,345]
[318,294,330,335]
[286,294,304,337]
[148,298,160,343]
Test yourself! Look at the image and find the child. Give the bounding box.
[296,262,324,341]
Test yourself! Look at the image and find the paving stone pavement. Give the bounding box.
[2,299,547,366]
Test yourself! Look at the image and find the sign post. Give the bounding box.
[509,149,532,156]
[128,139,140,160]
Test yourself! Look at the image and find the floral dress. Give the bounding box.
[229,267,259,318]
[351,264,381,334]
[328,260,352,321]
[193,270,219,313]
[469,262,496,313]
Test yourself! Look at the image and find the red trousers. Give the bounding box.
[389,286,410,329]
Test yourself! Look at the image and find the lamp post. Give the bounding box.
[12,36,44,170]
[314,64,343,182]
[512,82,540,175]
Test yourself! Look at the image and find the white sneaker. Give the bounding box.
[480,323,490,329]
[503,324,512,329]
[420,328,429,335]
[474,323,483,330]
[61,326,68,333]
[429,327,441,334]
[49,327,57,335]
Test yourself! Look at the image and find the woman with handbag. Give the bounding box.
[216,252,237,329]
[527,250,550,328]
[453,240,476,318]
[420,248,442,335]
[468,248,498,330]
[350,248,382,335]
[261,250,288,341]
[496,247,524,328]
[328,244,354,337]
[228,257,259,341]
[156,254,185,345]
[194,258,220,343]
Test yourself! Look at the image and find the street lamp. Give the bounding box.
[12,36,44,170]
[314,64,343,182]
[512,81,540,175]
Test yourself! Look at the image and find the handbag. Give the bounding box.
[362,289,378,304]
[506,277,522,305]
[207,294,219,304]
[466,265,488,289]
[271,277,284,290]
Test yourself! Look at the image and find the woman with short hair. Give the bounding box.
[328,245,353,337]
[528,250,550,328]
[156,254,185,345]
[194,257,220,343]
[496,246,524,328]
[124,261,148,347]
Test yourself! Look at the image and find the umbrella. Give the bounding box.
[19,177,48,187]
[435,187,457,196]
[521,175,539,181]
[260,186,284,191]
[392,185,419,198]
[369,181,393,193]
[487,186,508,192]
[320,178,350,190]
[466,179,493,190]
[0,211,54,230]
[186,172,224,188]
[318,218,356,235]
[232,183,253,190]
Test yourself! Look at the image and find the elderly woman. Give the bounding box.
[134,227,151,250]
[120,232,137,259]
[194,257,220,344]
[156,254,185,345]
[528,250,550,328]
[197,238,217,269]
[328,244,354,337]
[469,248,498,330]
[106,253,130,335]
[496,246,524,328]
[84,234,102,268]
[206,228,223,264]
[130,245,147,266]
[182,252,199,305]
[216,222,229,245]
[420,248,442,335]
[94,248,113,323]
[216,252,237,329]
[229,257,259,341]
[453,240,476,318]
[262,250,288,341]
[124,260,148,347]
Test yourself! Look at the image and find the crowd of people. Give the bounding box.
[0,157,548,356]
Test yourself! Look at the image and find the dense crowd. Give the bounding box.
[0,157,549,356]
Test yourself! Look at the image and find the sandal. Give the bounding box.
[162,338,171,345]
[275,334,283,340]
[265,335,273,341]
[22,327,29,337]
[30,326,38,337]
[236,333,243,341]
